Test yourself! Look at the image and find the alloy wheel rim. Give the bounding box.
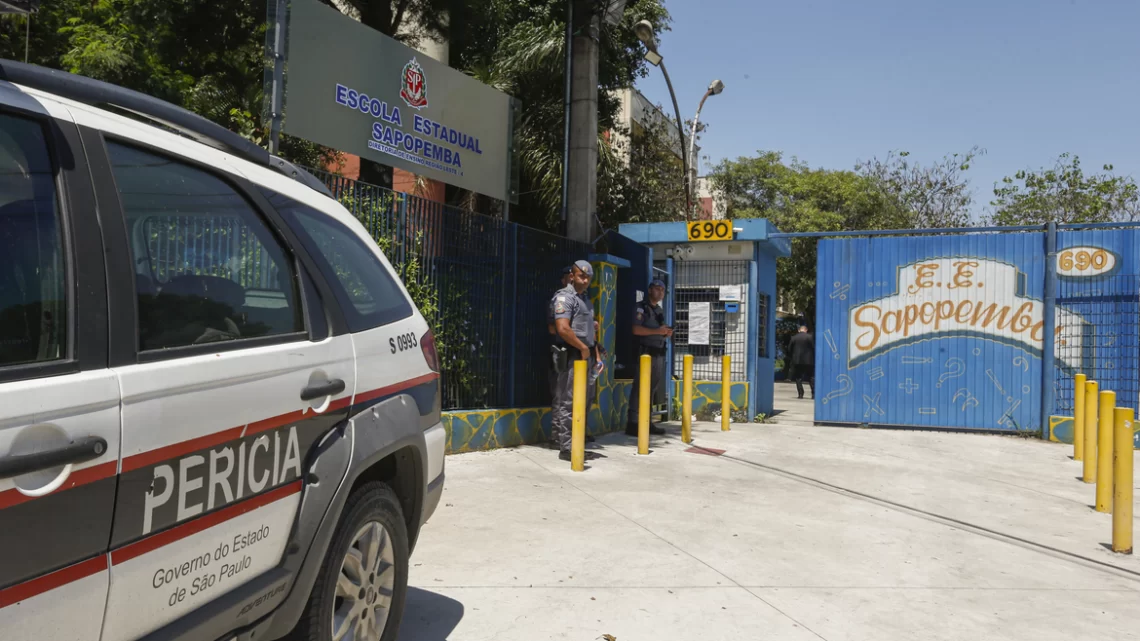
[331,521,396,641]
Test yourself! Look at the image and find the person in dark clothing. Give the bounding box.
[548,265,574,397]
[550,261,602,460]
[788,325,815,399]
[548,264,595,444]
[627,279,671,436]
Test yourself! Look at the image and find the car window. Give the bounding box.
[0,113,66,368]
[107,143,303,351]
[261,188,413,332]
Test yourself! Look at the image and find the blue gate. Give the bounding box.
[1053,229,1140,419]
[814,228,1139,434]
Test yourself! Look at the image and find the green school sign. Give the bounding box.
[282,0,518,202]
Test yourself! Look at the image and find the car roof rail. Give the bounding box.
[0,59,330,197]
[270,155,333,198]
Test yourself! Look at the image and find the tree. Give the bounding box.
[453,0,671,231]
[0,0,329,167]
[711,151,904,317]
[3,0,675,230]
[856,146,984,229]
[988,153,1140,225]
[597,112,690,230]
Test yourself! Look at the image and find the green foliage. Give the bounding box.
[711,151,903,317]
[598,114,689,230]
[856,146,984,229]
[774,318,801,360]
[452,0,671,231]
[1,0,330,168]
[988,153,1140,225]
[335,190,492,407]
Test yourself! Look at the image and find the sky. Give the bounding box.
[633,0,1139,219]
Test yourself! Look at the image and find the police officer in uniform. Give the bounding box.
[548,266,597,445]
[627,278,671,436]
[550,260,599,461]
[548,265,574,398]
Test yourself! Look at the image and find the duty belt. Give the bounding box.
[568,345,596,359]
[638,344,666,356]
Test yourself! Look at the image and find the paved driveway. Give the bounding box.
[399,384,1140,640]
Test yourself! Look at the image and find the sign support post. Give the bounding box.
[266,0,287,155]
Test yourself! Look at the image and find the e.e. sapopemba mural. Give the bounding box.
[815,233,1088,433]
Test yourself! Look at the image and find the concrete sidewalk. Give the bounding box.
[399,384,1140,641]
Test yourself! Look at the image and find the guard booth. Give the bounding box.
[616,220,790,419]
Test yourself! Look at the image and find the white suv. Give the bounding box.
[0,60,445,641]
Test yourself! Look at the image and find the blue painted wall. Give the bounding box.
[816,234,1049,432]
[815,230,1140,433]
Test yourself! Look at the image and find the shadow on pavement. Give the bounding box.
[397,587,464,640]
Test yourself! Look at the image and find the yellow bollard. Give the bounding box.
[1073,373,1086,461]
[637,354,651,455]
[682,354,694,444]
[1083,381,1098,484]
[1113,407,1134,554]
[571,359,586,471]
[1097,390,1115,513]
[721,355,731,432]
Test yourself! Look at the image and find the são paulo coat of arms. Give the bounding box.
[400,58,428,109]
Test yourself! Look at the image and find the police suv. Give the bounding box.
[0,60,445,641]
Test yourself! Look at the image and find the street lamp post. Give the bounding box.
[687,79,724,218]
[634,20,692,220]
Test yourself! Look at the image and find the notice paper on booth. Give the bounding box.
[688,302,711,345]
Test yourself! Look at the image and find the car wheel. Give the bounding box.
[291,481,409,641]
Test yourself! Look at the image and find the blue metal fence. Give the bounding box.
[142,215,284,290]
[815,233,1048,433]
[813,225,1140,435]
[1053,228,1140,416]
[310,168,591,410]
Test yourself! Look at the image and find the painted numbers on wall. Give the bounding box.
[1057,246,1117,278]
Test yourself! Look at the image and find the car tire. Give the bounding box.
[289,481,409,641]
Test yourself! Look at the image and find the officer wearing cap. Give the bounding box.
[547,265,575,341]
[627,278,672,436]
[550,260,599,461]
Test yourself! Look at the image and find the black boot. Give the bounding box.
[559,451,571,461]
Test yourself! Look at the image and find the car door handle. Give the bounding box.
[0,436,108,480]
[300,379,346,402]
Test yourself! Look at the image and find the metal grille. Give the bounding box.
[309,167,591,409]
[514,226,593,406]
[142,215,282,290]
[1054,273,1140,415]
[671,261,748,381]
[320,172,401,259]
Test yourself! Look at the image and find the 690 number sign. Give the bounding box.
[687,220,733,242]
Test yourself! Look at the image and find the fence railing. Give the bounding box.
[309,167,592,410]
